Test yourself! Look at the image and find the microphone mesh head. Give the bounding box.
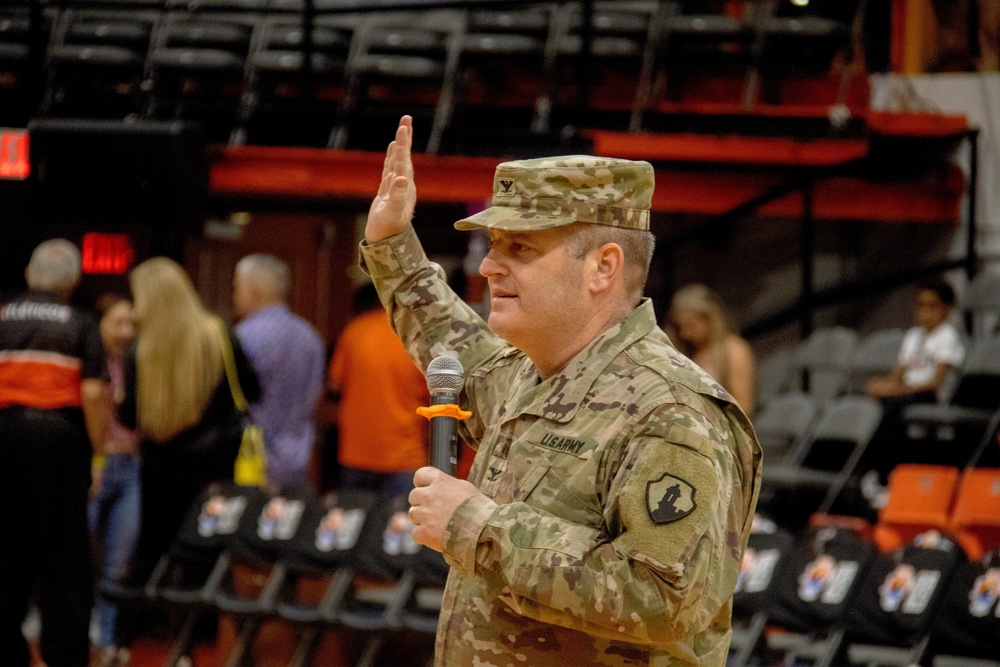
[426,355,464,393]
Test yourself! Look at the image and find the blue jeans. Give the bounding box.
[87,453,141,648]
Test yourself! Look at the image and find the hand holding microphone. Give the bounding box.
[417,355,471,474]
[410,355,478,551]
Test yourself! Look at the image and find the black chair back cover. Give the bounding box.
[770,524,876,632]
[845,531,963,647]
[930,548,1000,659]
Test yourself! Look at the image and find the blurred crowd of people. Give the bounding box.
[3,236,978,665]
[0,240,387,666]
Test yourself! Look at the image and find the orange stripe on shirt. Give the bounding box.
[0,352,83,409]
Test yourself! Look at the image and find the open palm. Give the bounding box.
[366,116,418,243]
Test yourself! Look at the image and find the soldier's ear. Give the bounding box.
[587,242,624,295]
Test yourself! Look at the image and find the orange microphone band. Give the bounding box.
[416,404,472,421]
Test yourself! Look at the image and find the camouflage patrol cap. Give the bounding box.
[455,155,654,232]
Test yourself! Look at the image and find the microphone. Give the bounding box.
[417,356,471,475]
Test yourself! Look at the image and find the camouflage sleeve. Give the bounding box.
[359,228,512,437]
[442,403,744,646]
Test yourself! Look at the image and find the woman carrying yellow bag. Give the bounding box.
[216,321,268,488]
[113,257,260,655]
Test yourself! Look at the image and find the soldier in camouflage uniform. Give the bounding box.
[361,116,762,666]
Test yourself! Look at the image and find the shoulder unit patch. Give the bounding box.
[646,473,697,524]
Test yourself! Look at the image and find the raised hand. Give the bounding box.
[365,116,417,243]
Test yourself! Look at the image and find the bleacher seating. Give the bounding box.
[840,531,964,666]
[41,7,158,119]
[547,1,659,132]
[843,328,905,396]
[790,325,859,402]
[213,484,314,667]
[0,0,52,127]
[873,464,961,554]
[750,390,818,463]
[761,394,881,529]
[328,9,465,154]
[964,270,1000,338]
[13,0,866,150]
[754,344,796,412]
[450,3,555,153]
[231,13,361,147]
[142,10,258,142]
[901,336,1000,469]
[632,0,757,122]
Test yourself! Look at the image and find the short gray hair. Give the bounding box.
[26,239,81,293]
[565,223,655,301]
[235,253,290,299]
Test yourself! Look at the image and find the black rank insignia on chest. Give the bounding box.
[646,473,697,524]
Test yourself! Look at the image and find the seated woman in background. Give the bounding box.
[665,283,756,416]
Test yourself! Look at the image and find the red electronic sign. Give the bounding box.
[81,233,134,275]
[0,129,30,180]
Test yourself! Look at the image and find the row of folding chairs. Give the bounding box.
[758,313,1000,415]
[758,395,999,530]
[730,518,1000,667]
[2,0,857,147]
[755,329,999,473]
[875,461,1000,560]
[103,482,446,667]
[730,487,1000,667]
[739,411,1000,666]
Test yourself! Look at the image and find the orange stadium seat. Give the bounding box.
[874,464,959,552]
[948,467,1000,560]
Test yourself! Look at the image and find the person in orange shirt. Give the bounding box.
[329,282,428,498]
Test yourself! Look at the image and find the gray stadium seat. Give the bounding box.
[843,328,905,395]
[752,390,819,462]
[231,13,362,146]
[755,344,797,411]
[792,326,859,402]
[902,335,1000,468]
[761,395,881,530]
[964,271,1000,338]
[328,10,465,154]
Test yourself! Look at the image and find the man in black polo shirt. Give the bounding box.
[0,239,109,666]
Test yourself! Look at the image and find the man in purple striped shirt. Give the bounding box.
[233,254,325,488]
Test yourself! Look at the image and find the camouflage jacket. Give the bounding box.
[361,227,762,666]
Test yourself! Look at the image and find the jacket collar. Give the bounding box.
[503,299,658,423]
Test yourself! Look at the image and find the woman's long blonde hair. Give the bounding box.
[667,283,731,383]
[130,257,224,442]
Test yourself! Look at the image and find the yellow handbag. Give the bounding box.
[215,318,267,487]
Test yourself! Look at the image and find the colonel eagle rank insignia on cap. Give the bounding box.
[455,155,654,232]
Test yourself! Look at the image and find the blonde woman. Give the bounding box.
[114,257,258,654]
[666,283,756,416]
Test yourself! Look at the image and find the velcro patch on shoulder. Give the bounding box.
[646,473,697,524]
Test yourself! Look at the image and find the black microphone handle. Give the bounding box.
[428,390,459,474]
